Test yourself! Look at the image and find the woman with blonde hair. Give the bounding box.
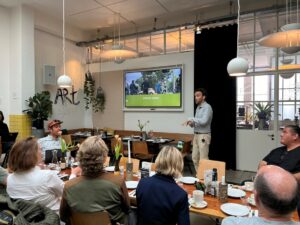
[7,137,64,213]
[60,136,130,224]
[136,146,190,225]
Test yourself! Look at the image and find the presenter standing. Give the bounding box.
[183,88,213,172]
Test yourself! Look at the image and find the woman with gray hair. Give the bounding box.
[136,146,190,225]
[60,136,130,224]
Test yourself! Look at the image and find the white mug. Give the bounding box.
[193,190,204,206]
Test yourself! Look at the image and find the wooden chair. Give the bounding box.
[104,156,110,167]
[70,211,112,225]
[62,134,72,145]
[197,159,226,182]
[132,141,154,162]
[180,140,193,175]
[120,157,140,173]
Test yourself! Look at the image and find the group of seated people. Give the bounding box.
[0,120,300,225]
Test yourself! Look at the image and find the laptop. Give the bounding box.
[44,149,63,164]
[8,132,18,142]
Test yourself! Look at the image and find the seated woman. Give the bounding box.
[136,146,190,225]
[6,137,64,213]
[60,136,130,224]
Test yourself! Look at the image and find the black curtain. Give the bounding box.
[194,24,237,170]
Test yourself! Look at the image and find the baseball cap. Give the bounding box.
[48,119,63,129]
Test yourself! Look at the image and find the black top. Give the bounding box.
[0,122,9,142]
[136,174,190,225]
[263,146,300,173]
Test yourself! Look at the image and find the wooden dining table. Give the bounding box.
[59,168,300,222]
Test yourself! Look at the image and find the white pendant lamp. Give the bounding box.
[57,0,72,88]
[227,0,249,76]
[101,13,137,64]
[258,0,300,54]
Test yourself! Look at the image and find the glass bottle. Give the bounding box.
[52,150,58,164]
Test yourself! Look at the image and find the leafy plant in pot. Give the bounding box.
[254,102,273,130]
[23,91,53,136]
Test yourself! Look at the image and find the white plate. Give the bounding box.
[126,181,139,189]
[179,177,199,184]
[228,188,246,198]
[189,198,207,209]
[220,203,250,217]
[104,166,115,172]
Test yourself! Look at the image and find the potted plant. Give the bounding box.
[84,71,105,112]
[254,102,273,130]
[23,91,53,136]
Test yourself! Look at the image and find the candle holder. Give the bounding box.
[126,161,133,181]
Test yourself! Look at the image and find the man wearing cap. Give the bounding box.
[38,120,63,161]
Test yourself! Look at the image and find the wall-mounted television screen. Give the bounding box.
[124,65,182,109]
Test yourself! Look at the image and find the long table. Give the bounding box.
[60,169,299,222]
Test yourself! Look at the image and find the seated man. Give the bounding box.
[258,125,300,181]
[222,165,299,225]
[38,120,63,161]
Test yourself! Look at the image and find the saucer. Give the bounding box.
[189,198,207,209]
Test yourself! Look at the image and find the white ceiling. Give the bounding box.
[0,0,287,41]
[0,0,230,32]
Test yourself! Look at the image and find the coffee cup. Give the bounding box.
[245,181,254,191]
[193,190,204,206]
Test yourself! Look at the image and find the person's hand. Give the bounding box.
[182,121,189,126]
[71,166,82,177]
[182,120,193,127]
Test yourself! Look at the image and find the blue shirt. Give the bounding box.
[136,174,190,225]
[188,101,213,133]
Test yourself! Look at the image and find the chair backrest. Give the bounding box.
[104,156,110,167]
[62,134,72,145]
[132,141,148,155]
[197,159,226,182]
[70,211,111,225]
[181,140,192,156]
[120,157,140,173]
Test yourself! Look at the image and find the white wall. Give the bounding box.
[34,28,91,130]
[0,6,11,120]
[34,10,92,130]
[89,52,194,134]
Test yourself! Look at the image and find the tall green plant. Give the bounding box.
[23,91,53,129]
[254,102,273,120]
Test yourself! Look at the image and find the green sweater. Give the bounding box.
[60,172,130,224]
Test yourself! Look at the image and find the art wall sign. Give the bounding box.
[54,86,80,105]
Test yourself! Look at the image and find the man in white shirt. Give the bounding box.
[222,165,300,225]
[38,120,63,160]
